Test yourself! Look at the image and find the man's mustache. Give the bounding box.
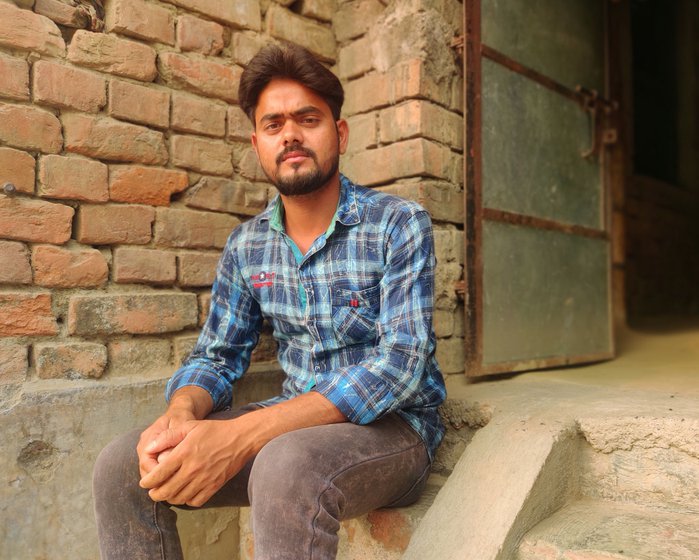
[276,144,318,166]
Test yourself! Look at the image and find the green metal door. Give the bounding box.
[464,0,614,376]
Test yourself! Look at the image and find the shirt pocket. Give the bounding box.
[331,283,381,346]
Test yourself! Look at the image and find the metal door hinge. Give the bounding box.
[576,86,619,159]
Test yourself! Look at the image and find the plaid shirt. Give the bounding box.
[167,175,446,459]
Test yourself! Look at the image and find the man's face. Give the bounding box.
[251,78,348,197]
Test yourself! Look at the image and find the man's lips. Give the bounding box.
[276,145,316,165]
[282,151,309,163]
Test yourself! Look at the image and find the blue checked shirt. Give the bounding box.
[166,175,446,459]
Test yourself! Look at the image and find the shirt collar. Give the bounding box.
[263,174,361,233]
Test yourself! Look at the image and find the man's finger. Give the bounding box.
[139,452,181,490]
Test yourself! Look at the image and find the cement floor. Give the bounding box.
[445,320,699,417]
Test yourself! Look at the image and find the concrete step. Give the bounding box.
[517,498,699,560]
[238,473,446,560]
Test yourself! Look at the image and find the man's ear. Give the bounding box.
[337,119,349,155]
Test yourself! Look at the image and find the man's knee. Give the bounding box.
[93,429,142,495]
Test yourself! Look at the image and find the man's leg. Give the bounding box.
[92,407,256,560]
[248,413,430,560]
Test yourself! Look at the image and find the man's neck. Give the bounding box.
[279,176,341,255]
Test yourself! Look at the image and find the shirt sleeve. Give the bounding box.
[165,235,263,411]
[313,207,444,424]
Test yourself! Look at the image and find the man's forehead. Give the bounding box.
[257,79,330,112]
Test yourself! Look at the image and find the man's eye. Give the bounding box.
[265,122,281,131]
[301,117,319,125]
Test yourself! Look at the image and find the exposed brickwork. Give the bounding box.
[108,80,170,129]
[63,113,168,164]
[105,0,176,45]
[67,30,158,82]
[154,207,239,249]
[32,61,107,113]
[177,14,224,55]
[158,53,242,103]
[266,5,335,61]
[333,0,384,42]
[113,247,177,285]
[0,2,65,57]
[76,204,155,245]
[0,196,74,244]
[184,176,267,216]
[0,54,30,101]
[160,0,261,29]
[0,147,35,194]
[68,293,198,335]
[171,93,226,137]
[33,0,90,28]
[38,154,109,202]
[0,102,62,154]
[32,245,109,288]
[0,293,57,336]
[0,343,28,385]
[34,343,108,379]
[0,241,32,285]
[171,134,233,176]
[109,165,189,206]
[177,251,221,287]
[227,105,253,141]
[108,339,172,376]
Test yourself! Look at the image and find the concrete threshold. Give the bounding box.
[404,323,699,560]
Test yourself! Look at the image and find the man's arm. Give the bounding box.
[139,390,345,507]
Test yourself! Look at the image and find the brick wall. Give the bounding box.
[0,1,464,557]
[0,0,464,392]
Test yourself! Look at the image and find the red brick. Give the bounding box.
[154,207,239,249]
[0,293,57,336]
[108,339,172,376]
[345,113,377,156]
[34,0,91,28]
[68,293,198,335]
[266,5,335,62]
[298,0,335,22]
[113,247,176,285]
[68,30,157,82]
[227,105,253,141]
[0,196,73,244]
[0,343,28,385]
[158,52,242,103]
[75,204,154,245]
[176,14,224,55]
[0,241,32,285]
[198,292,211,326]
[171,92,226,137]
[173,334,199,364]
[105,0,175,45]
[178,251,220,286]
[38,154,109,202]
[161,0,260,29]
[237,147,267,182]
[32,245,108,288]
[109,165,188,206]
[337,35,373,80]
[0,3,65,57]
[333,0,384,42]
[34,342,107,379]
[171,134,233,176]
[63,113,168,165]
[230,33,265,66]
[32,61,106,113]
[184,176,267,216]
[108,79,170,129]
[342,138,462,186]
[379,100,463,150]
[0,102,62,154]
[0,147,35,194]
[0,54,29,101]
[377,180,464,224]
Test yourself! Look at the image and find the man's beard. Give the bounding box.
[268,143,339,197]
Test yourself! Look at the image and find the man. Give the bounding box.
[93,43,446,560]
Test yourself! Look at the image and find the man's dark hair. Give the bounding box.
[238,43,345,124]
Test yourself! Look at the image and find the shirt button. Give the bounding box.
[314,365,321,371]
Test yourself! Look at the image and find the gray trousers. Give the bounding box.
[92,407,430,560]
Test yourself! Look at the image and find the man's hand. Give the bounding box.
[136,408,196,478]
[138,418,255,507]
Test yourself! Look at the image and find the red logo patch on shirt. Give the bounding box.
[251,271,275,288]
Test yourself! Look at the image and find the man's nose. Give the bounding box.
[281,119,303,145]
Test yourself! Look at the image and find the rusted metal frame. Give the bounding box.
[482,208,610,241]
[473,350,616,377]
[481,44,582,104]
[463,0,484,376]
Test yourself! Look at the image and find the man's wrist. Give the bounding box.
[167,386,214,420]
